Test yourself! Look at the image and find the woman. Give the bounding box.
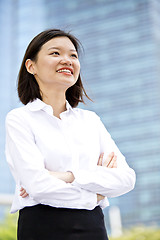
[5,29,136,240]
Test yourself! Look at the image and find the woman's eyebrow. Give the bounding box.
[48,47,77,52]
[48,47,60,50]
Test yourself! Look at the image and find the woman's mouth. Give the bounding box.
[57,67,73,75]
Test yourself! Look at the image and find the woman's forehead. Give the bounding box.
[42,37,77,51]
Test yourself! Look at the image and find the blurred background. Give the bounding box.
[0,0,160,238]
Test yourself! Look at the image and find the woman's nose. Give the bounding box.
[60,56,72,65]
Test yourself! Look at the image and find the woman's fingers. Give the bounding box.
[98,152,117,168]
[21,192,29,198]
[103,152,114,167]
[107,155,117,168]
[20,187,29,198]
[97,153,104,166]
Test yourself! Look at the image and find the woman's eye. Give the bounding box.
[51,51,59,55]
[71,54,78,58]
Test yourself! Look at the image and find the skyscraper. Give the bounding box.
[0,0,159,229]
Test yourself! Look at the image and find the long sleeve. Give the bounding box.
[72,115,136,198]
[5,111,97,210]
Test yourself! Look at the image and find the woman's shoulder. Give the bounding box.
[6,105,29,122]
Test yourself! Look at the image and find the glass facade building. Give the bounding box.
[0,0,160,230]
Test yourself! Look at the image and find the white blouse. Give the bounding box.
[5,98,136,213]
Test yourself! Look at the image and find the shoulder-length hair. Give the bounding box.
[18,29,91,107]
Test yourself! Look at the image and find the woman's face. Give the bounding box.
[31,37,80,91]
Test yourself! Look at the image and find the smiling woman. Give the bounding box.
[24,36,81,118]
[25,37,80,93]
[18,29,89,109]
[5,29,136,240]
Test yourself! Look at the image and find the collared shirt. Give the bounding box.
[5,98,136,213]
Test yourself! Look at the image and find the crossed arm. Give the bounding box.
[20,152,117,202]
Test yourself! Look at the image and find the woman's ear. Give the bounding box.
[25,59,35,75]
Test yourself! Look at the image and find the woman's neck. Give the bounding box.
[41,88,67,119]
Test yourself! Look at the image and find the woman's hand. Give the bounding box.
[97,152,117,168]
[97,152,117,202]
[20,187,29,198]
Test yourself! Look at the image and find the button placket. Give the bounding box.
[57,117,79,173]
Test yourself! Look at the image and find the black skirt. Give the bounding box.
[17,204,109,240]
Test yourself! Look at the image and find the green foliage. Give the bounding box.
[110,227,160,240]
[0,212,17,240]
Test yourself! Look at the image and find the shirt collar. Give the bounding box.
[26,98,73,113]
